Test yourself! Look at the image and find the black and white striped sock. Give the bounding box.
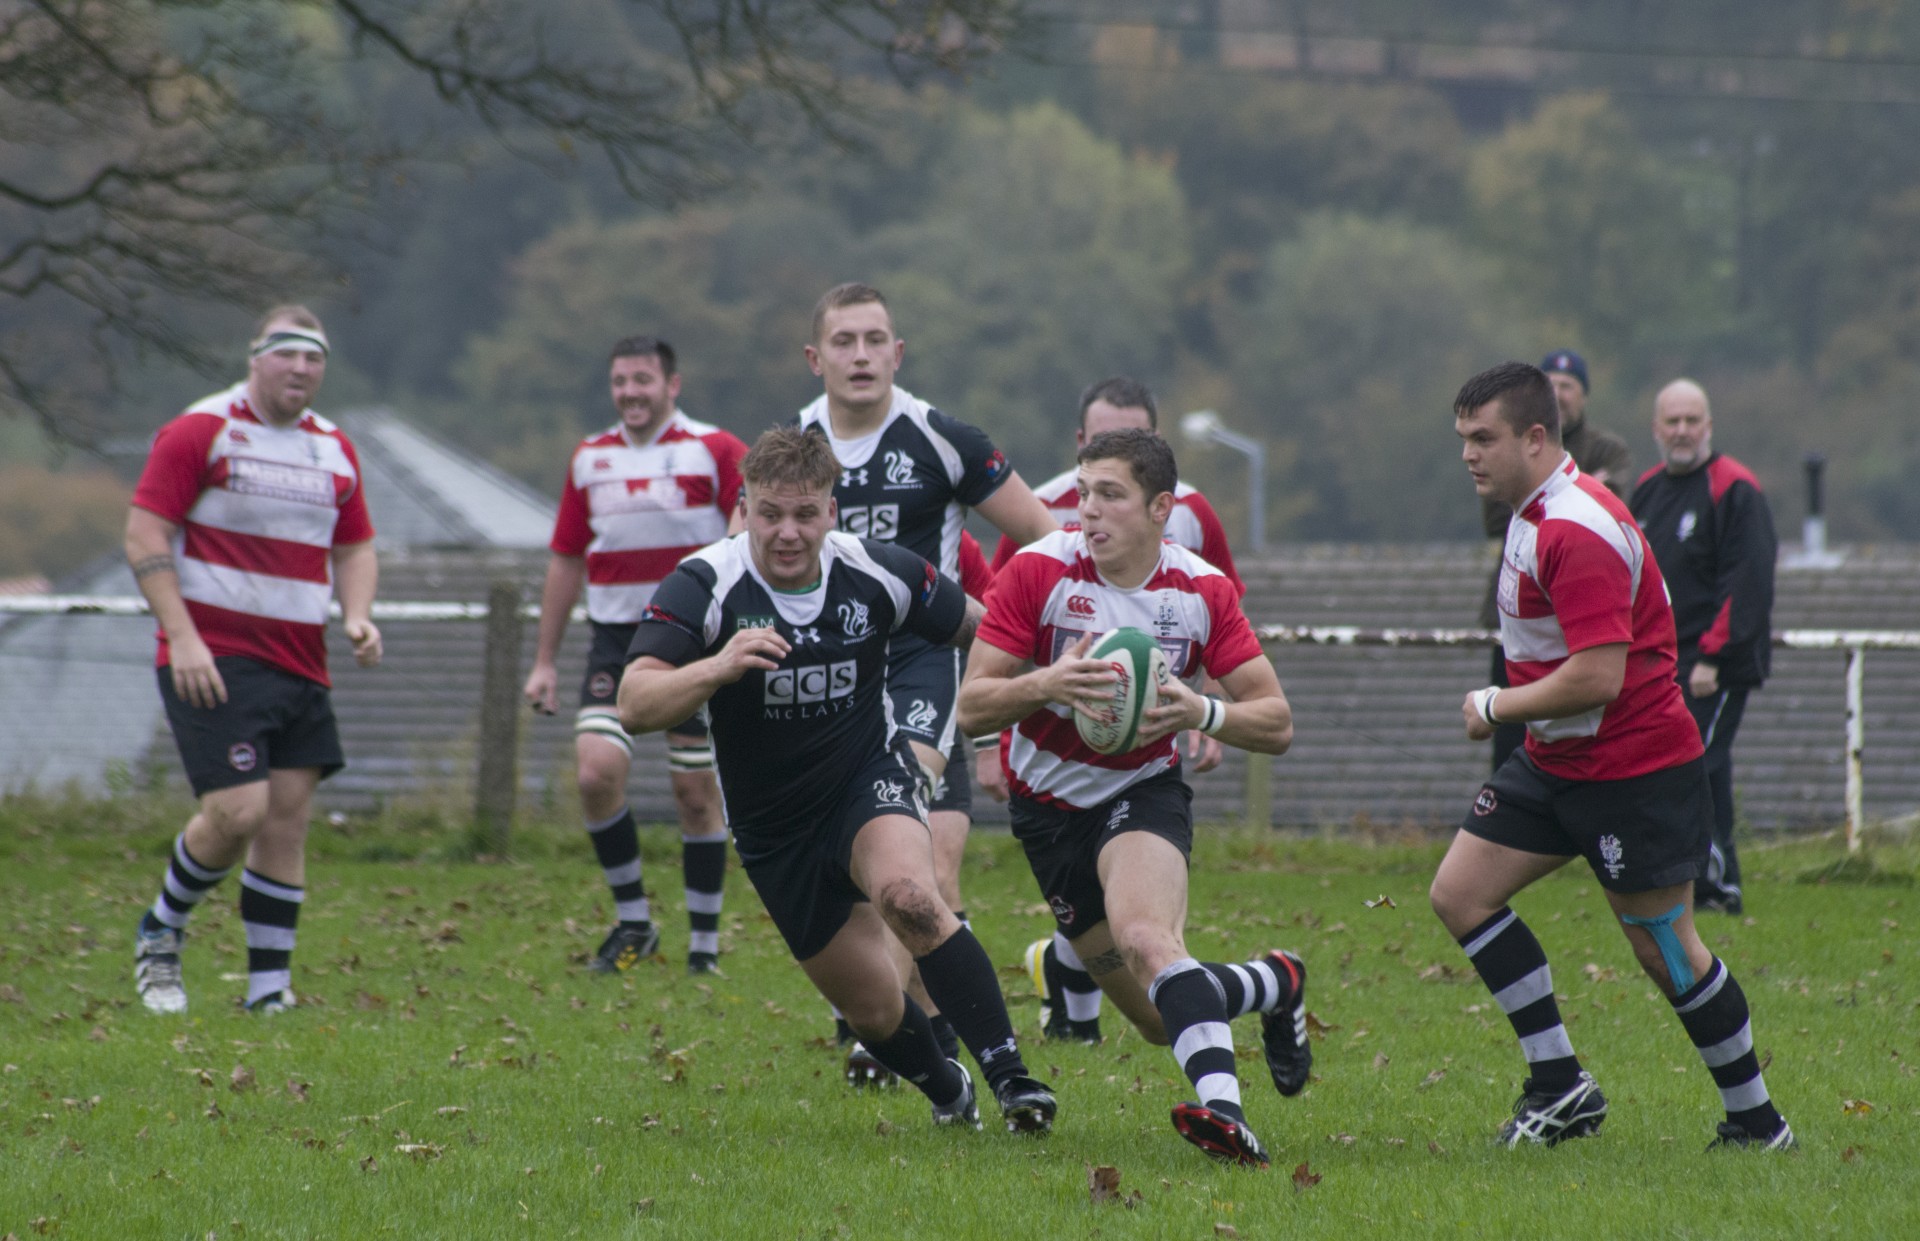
[1052,932,1104,1023]
[586,807,650,926]
[240,869,303,1005]
[146,834,232,931]
[1148,958,1243,1122]
[1672,957,1785,1137]
[1458,907,1583,1090]
[681,834,726,957]
[1202,955,1295,1017]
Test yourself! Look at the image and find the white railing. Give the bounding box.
[5,597,1915,847]
[1257,625,1920,852]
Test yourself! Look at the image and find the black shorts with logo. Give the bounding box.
[1009,768,1194,938]
[582,621,706,739]
[731,740,929,960]
[158,656,345,796]
[1461,751,1712,893]
[886,638,959,752]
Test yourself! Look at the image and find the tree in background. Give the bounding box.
[0,0,1027,443]
[0,466,130,579]
[1225,211,1522,541]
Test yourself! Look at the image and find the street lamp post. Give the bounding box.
[1180,409,1265,554]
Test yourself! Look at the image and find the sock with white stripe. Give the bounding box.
[681,834,726,957]
[586,807,651,928]
[1671,957,1785,1137]
[1458,907,1583,1092]
[1053,932,1105,1023]
[240,869,303,1005]
[144,834,233,932]
[1201,956,1296,1018]
[1149,958,1244,1122]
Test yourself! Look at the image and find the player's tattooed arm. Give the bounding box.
[947,597,985,650]
[131,553,176,580]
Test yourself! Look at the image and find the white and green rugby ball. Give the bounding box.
[1075,627,1173,755]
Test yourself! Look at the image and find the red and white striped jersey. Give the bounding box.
[1498,454,1702,780]
[991,465,1244,595]
[131,382,375,686]
[549,411,747,623]
[977,530,1264,811]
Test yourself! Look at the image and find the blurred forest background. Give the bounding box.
[8,0,1920,579]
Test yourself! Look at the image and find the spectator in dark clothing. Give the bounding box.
[1480,350,1634,771]
[1629,379,1777,914]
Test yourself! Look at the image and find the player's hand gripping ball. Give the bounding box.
[1074,627,1171,755]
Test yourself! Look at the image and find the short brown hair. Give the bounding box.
[811,282,891,343]
[1079,428,1178,503]
[742,425,841,494]
[609,335,677,377]
[1454,361,1560,442]
[1078,377,1158,430]
[251,303,323,343]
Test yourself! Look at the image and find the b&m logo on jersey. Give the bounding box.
[763,660,857,717]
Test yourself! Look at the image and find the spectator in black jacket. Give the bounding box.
[1479,350,1634,771]
[1629,379,1777,914]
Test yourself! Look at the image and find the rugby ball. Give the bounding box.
[1074,627,1172,755]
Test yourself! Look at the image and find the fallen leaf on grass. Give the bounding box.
[1842,1147,1861,1163]
[1417,1068,1447,1090]
[1291,1162,1320,1191]
[1428,1140,1448,1156]
[1214,1226,1239,1239]
[631,1200,654,1216]
[1088,1165,1122,1204]
[87,1027,107,1043]
[1372,1053,1390,1071]
[359,1156,378,1173]
[1363,895,1396,909]
[435,1106,466,1117]
[1842,1099,1874,1116]
[874,1118,895,1136]
[285,1080,310,1103]
[195,1069,215,1088]
[0,985,23,1003]
[229,1066,255,1092]
[1327,1133,1355,1146]
[1304,1012,1336,1039]
[395,1143,444,1161]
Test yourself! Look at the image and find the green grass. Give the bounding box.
[1,795,1914,1239]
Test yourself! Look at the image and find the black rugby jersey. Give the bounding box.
[795,386,1011,581]
[628,531,967,834]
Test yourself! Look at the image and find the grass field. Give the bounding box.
[0,793,1914,1240]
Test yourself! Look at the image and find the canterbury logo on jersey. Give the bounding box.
[764,660,856,705]
[838,504,899,540]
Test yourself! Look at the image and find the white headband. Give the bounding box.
[250,327,330,358]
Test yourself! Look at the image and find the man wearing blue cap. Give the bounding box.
[1478,350,1632,772]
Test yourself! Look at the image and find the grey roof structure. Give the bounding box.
[341,410,555,550]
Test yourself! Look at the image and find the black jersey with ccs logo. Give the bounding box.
[628,531,966,836]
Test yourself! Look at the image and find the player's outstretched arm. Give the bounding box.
[524,554,586,714]
[1136,656,1292,755]
[957,632,1116,737]
[619,628,789,734]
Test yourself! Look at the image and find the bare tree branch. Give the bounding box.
[0,0,1030,443]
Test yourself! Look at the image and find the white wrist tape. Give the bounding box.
[1200,696,1227,737]
[1471,686,1503,726]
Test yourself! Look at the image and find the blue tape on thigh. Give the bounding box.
[1619,901,1694,991]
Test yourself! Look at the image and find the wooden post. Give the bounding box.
[1244,752,1272,831]
[473,578,523,855]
